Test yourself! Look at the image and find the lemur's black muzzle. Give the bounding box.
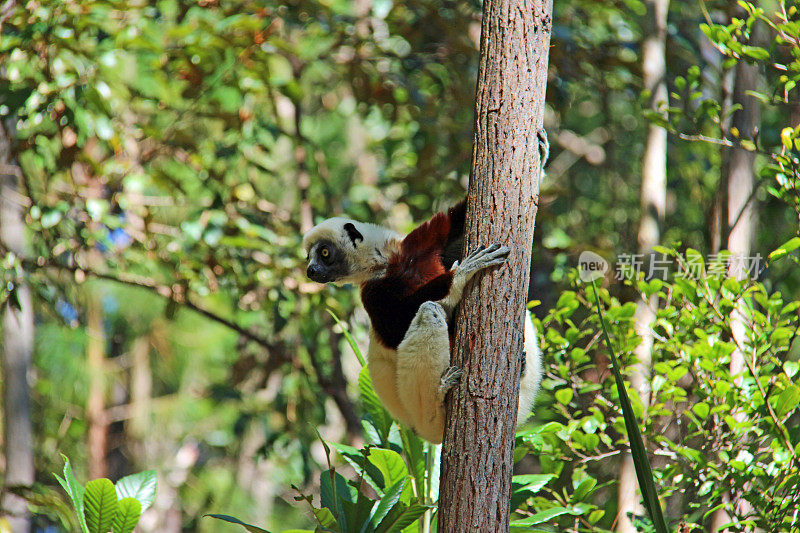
[307,264,332,283]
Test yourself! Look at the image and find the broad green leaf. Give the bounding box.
[205,514,271,533]
[320,468,355,530]
[370,478,406,527]
[365,448,409,490]
[84,479,118,533]
[555,388,573,405]
[512,474,554,495]
[359,366,392,441]
[115,470,157,512]
[398,427,426,499]
[775,385,800,417]
[111,498,141,533]
[510,506,571,526]
[375,502,431,533]
[692,402,710,419]
[573,477,597,500]
[54,455,89,533]
[781,127,794,150]
[312,508,337,529]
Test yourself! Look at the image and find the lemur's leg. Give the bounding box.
[396,301,455,444]
[367,338,414,428]
[438,243,510,317]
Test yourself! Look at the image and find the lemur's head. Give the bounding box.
[303,218,400,285]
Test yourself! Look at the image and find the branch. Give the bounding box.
[8,249,274,350]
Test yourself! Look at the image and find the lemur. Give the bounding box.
[302,200,542,444]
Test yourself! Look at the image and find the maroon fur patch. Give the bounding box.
[361,200,466,350]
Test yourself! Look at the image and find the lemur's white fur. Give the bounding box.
[305,218,542,443]
[302,218,400,285]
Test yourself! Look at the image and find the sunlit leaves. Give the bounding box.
[54,458,153,533]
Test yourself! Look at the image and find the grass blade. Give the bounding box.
[590,280,668,533]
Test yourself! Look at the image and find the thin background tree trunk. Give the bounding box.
[710,43,760,533]
[0,118,34,532]
[87,287,109,479]
[438,0,552,529]
[617,0,669,530]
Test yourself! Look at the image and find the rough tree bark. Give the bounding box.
[0,118,34,532]
[617,0,669,530]
[710,35,760,533]
[438,0,552,529]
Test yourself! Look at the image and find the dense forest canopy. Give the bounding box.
[1,0,799,531]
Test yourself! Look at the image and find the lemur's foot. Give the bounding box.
[520,349,527,378]
[458,243,511,277]
[537,129,549,168]
[416,301,447,326]
[439,366,463,394]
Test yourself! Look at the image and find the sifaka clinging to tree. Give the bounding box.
[301,133,548,443]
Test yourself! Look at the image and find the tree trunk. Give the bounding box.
[129,335,152,440]
[0,118,34,532]
[438,0,552,529]
[617,0,669,531]
[86,289,109,479]
[711,30,760,533]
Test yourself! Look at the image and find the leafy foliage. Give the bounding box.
[3,0,800,531]
[54,457,156,533]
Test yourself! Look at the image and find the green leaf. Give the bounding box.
[370,478,406,527]
[511,506,572,525]
[332,443,385,493]
[375,502,431,533]
[327,309,365,366]
[359,366,393,441]
[781,127,794,150]
[205,514,272,533]
[365,448,409,490]
[768,237,800,262]
[775,385,800,417]
[555,388,573,405]
[398,428,426,498]
[692,402,710,419]
[115,470,157,512]
[742,45,769,60]
[54,455,90,533]
[320,468,355,530]
[111,498,141,533]
[84,479,119,533]
[311,508,337,529]
[513,473,554,495]
[573,477,597,500]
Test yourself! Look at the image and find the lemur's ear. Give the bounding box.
[343,223,364,246]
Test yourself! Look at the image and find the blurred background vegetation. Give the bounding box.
[1,0,799,531]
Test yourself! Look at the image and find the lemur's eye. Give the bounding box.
[321,248,330,258]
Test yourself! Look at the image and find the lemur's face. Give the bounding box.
[303,219,366,284]
[306,238,350,283]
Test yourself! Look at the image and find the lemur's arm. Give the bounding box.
[437,243,510,317]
